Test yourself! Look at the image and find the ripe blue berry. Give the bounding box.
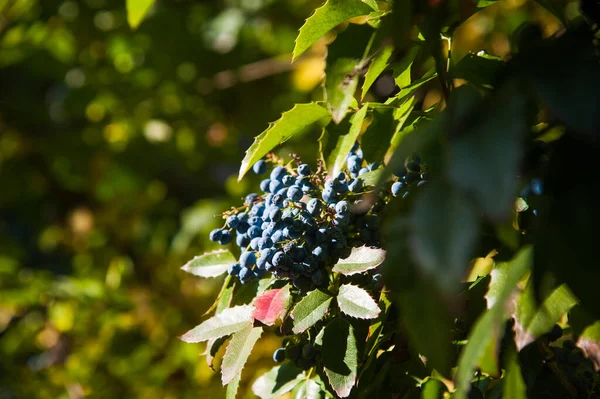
[298,164,311,176]
[270,166,287,182]
[209,228,223,242]
[287,185,303,202]
[239,267,253,284]
[236,233,250,247]
[218,230,232,245]
[273,348,286,363]
[391,181,404,197]
[335,200,350,215]
[244,193,258,205]
[228,263,242,276]
[282,175,295,186]
[260,179,271,193]
[307,198,321,216]
[253,159,268,175]
[240,251,257,268]
[226,215,239,228]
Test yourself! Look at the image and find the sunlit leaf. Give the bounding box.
[181,250,236,278]
[126,0,156,29]
[362,45,393,99]
[252,364,304,399]
[321,317,358,398]
[325,105,368,177]
[292,0,374,61]
[221,324,262,384]
[336,284,380,319]
[180,305,254,343]
[225,372,241,399]
[252,285,291,326]
[239,103,331,180]
[332,246,386,275]
[291,289,333,334]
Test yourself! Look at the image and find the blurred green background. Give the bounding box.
[0,0,563,398]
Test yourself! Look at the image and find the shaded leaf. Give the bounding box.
[324,24,373,124]
[353,169,384,188]
[410,181,478,293]
[362,44,394,99]
[181,250,237,278]
[221,324,263,385]
[126,0,156,29]
[450,52,504,87]
[421,378,447,399]
[337,284,380,319]
[252,285,291,326]
[504,349,527,399]
[393,45,420,89]
[291,289,333,334]
[326,105,368,177]
[292,0,374,61]
[206,335,229,371]
[321,317,358,398]
[180,305,254,343]
[332,246,385,275]
[578,321,600,371]
[239,103,330,180]
[361,107,396,163]
[252,364,304,398]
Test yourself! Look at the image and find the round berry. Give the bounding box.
[298,164,311,176]
[273,348,286,363]
[226,215,239,228]
[228,263,242,276]
[270,166,287,182]
[218,230,232,245]
[239,251,257,268]
[253,159,268,175]
[335,200,350,215]
[209,228,223,242]
[391,181,405,197]
[287,185,303,202]
[260,179,271,193]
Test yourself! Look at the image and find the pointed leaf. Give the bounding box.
[181,250,237,278]
[324,24,373,123]
[180,305,254,343]
[337,284,380,319]
[239,103,330,180]
[252,364,304,399]
[332,246,386,275]
[291,289,333,334]
[321,317,358,398]
[252,285,291,326]
[126,0,156,29]
[504,350,527,399]
[362,44,394,99]
[226,372,241,399]
[292,0,374,61]
[221,324,263,385]
[326,105,368,177]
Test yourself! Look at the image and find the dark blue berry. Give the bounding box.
[253,160,268,175]
[270,166,287,181]
[226,215,239,228]
[209,228,223,242]
[287,185,303,202]
[298,164,311,176]
[391,181,404,196]
[240,251,257,268]
[228,263,242,276]
[260,179,271,193]
[273,348,286,363]
[218,230,232,245]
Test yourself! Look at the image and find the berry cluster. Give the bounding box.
[208,150,386,292]
[390,155,428,198]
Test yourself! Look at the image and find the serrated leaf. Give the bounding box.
[239,103,330,180]
[126,0,156,29]
[324,24,373,124]
[180,305,254,343]
[454,248,532,399]
[326,105,368,177]
[252,285,291,326]
[292,0,374,61]
[221,324,262,385]
[181,250,237,278]
[291,289,333,334]
[362,44,394,99]
[252,364,304,399]
[337,284,380,319]
[332,246,386,275]
[410,181,478,293]
[504,349,527,399]
[321,317,358,398]
[226,372,241,399]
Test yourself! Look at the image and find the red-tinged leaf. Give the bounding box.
[252,285,291,326]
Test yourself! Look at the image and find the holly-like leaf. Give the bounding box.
[221,324,263,385]
[239,103,330,180]
[324,24,373,124]
[321,317,358,398]
[326,105,368,177]
[292,0,374,61]
[180,305,254,343]
[410,181,478,293]
[362,44,394,99]
[291,289,333,334]
[252,285,291,326]
[332,246,386,275]
[252,364,304,399]
[181,250,237,278]
[126,0,156,29]
[337,284,380,319]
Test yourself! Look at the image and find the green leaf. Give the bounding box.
[180,305,254,343]
[321,317,358,398]
[181,250,237,278]
[226,372,241,399]
[450,52,504,87]
[239,103,330,180]
[410,181,478,294]
[504,349,527,399]
[336,284,380,319]
[221,324,263,384]
[292,378,323,399]
[515,283,577,350]
[577,321,600,371]
[326,105,368,177]
[291,289,333,334]
[252,364,304,399]
[332,246,386,275]
[324,24,373,124]
[126,0,156,29]
[448,85,530,220]
[420,378,447,399]
[362,44,394,99]
[454,248,532,399]
[353,168,385,187]
[292,0,374,61]
[361,107,395,163]
[393,45,420,89]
